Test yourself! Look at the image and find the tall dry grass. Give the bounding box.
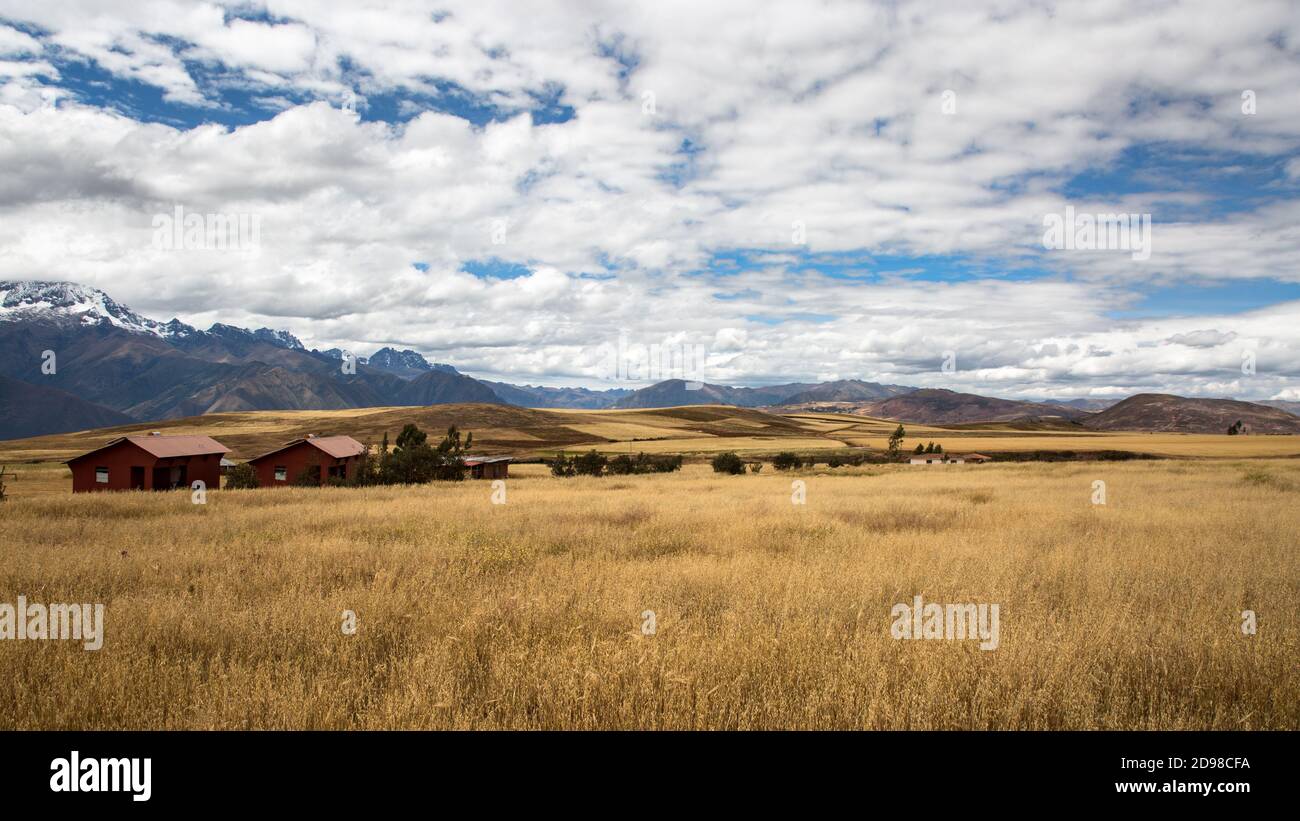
[0,459,1295,729]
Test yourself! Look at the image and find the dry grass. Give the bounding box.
[0,459,1295,730]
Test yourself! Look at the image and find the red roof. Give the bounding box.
[248,435,366,463]
[67,434,230,464]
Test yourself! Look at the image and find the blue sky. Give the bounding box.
[0,1,1297,400]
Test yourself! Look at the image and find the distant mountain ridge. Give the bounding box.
[780,379,915,404]
[612,378,819,408]
[3,280,1297,440]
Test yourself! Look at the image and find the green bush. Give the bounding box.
[772,452,802,471]
[607,454,637,475]
[711,452,745,474]
[550,453,576,477]
[573,450,608,477]
[646,454,683,473]
[605,452,683,475]
[224,462,259,489]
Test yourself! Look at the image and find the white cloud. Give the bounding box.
[0,0,1296,398]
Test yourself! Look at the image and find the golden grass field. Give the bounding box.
[1,455,1296,730]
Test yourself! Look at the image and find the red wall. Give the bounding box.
[250,442,360,488]
[470,462,509,480]
[69,442,223,493]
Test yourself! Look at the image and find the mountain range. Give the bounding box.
[1,280,1297,440]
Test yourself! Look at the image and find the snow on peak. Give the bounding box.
[0,279,195,337]
[0,281,310,351]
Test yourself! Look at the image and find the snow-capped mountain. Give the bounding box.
[208,323,305,351]
[0,280,307,350]
[366,347,459,378]
[368,346,434,373]
[0,280,191,338]
[0,279,513,439]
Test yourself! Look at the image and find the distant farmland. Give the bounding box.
[2,404,1298,496]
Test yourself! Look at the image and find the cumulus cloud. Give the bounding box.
[0,0,1296,398]
[1166,329,1239,348]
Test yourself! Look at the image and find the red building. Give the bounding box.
[66,433,230,493]
[247,435,366,487]
[464,456,512,479]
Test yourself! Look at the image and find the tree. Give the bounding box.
[711,451,745,474]
[914,443,925,454]
[225,462,259,489]
[394,423,427,452]
[430,425,473,481]
[647,454,683,473]
[608,454,636,475]
[772,452,802,471]
[887,424,906,457]
[550,453,576,477]
[378,424,474,483]
[573,450,607,477]
[933,443,943,454]
[347,442,384,487]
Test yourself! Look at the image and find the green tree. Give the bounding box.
[711,451,745,474]
[887,424,906,457]
[550,453,576,477]
[573,450,607,477]
[347,442,384,487]
[394,423,427,452]
[772,452,802,471]
[225,462,259,489]
[608,454,636,475]
[431,425,473,481]
[914,443,925,454]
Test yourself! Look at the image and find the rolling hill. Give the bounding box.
[856,388,1093,424]
[0,374,134,439]
[1082,394,1300,434]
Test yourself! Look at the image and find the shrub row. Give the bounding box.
[550,451,683,478]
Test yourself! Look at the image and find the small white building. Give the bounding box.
[909,454,965,465]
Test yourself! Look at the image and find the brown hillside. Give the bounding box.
[1083,394,1300,434]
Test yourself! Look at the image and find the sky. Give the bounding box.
[0,0,1298,401]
